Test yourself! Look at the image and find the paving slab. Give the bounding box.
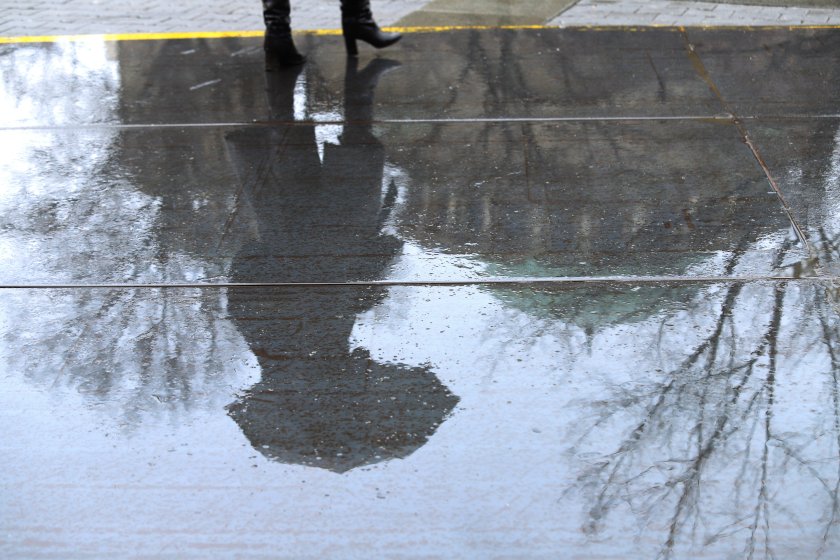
[691,0,840,6]
[0,0,426,37]
[0,28,727,126]
[5,0,840,37]
[686,27,840,117]
[554,0,840,26]
[2,280,840,558]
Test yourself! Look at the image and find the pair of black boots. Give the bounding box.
[263,0,401,68]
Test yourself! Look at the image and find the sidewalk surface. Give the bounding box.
[1,3,840,560]
[4,0,840,36]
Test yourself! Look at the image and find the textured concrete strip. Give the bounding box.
[554,0,840,25]
[5,0,840,36]
[682,0,840,6]
[396,0,577,26]
[0,0,429,36]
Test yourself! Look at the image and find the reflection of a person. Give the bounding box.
[224,59,458,473]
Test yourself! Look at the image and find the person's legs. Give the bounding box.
[263,0,306,68]
[340,0,402,56]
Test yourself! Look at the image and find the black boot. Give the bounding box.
[340,0,402,56]
[263,0,306,69]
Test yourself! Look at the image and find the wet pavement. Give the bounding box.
[1,27,839,559]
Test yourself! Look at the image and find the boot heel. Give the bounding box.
[344,34,359,56]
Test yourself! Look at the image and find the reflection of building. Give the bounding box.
[356,30,818,278]
[384,118,794,276]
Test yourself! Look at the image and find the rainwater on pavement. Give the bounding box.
[1,26,839,559]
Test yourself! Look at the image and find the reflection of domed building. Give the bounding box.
[345,30,801,281]
[384,118,790,277]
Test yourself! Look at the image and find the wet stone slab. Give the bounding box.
[3,28,839,128]
[0,27,726,127]
[1,281,839,557]
[0,119,809,284]
[743,118,840,275]
[686,27,840,117]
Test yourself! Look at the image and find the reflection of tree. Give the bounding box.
[569,274,840,558]
[1,287,255,428]
[0,40,256,426]
[0,41,120,126]
[794,120,840,274]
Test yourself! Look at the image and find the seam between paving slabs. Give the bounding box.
[679,26,817,267]
[0,277,837,290]
[0,117,738,132]
[10,115,840,132]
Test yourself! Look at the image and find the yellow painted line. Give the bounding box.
[2,23,840,44]
[0,30,266,44]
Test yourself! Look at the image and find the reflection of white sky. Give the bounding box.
[292,70,344,164]
[0,40,120,126]
[0,41,255,428]
[825,127,840,236]
[0,40,123,280]
[783,125,840,262]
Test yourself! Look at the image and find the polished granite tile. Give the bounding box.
[0,118,808,284]
[741,118,840,275]
[2,281,839,557]
[687,27,840,117]
[0,28,725,126]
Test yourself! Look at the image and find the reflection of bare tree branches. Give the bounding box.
[817,227,840,271]
[817,285,840,558]
[572,275,840,558]
[3,287,252,430]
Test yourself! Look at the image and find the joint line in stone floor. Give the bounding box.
[0,116,750,132]
[9,115,840,132]
[0,276,834,290]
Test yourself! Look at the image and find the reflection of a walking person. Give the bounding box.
[262,0,401,68]
[223,60,458,473]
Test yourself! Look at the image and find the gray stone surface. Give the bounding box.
[396,0,577,26]
[0,0,426,36]
[4,0,840,37]
[555,0,840,25]
[684,0,840,6]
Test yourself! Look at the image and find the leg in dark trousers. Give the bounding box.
[262,0,306,68]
